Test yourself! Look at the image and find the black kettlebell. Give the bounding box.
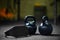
[24,15,37,35]
[39,16,53,35]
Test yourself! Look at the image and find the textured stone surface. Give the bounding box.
[0,22,60,40]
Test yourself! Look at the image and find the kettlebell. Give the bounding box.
[24,15,37,35]
[39,16,53,35]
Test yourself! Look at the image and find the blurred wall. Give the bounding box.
[57,2,60,16]
[20,0,54,19]
[0,0,7,9]
[0,0,60,20]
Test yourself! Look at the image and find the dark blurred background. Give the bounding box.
[0,0,60,25]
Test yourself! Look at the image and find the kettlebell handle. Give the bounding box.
[24,16,36,23]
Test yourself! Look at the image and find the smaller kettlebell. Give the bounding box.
[39,16,53,35]
[24,15,37,35]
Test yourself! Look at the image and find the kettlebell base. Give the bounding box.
[40,32,52,35]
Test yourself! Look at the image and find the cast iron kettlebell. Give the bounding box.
[39,16,53,35]
[24,15,37,35]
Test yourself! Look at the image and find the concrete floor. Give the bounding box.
[0,22,60,40]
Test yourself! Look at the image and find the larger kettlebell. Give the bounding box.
[24,15,37,35]
[39,16,53,35]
